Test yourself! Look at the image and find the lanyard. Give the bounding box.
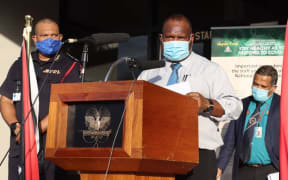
[245,103,269,131]
[249,103,269,126]
[257,103,269,126]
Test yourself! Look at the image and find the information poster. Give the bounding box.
[212,26,286,180]
[211,26,285,98]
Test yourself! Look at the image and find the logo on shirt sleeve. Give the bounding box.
[42,69,61,75]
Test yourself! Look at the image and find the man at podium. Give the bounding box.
[137,14,243,180]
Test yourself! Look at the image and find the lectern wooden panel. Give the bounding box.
[46,80,198,180]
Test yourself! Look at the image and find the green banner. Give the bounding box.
[212,27,285,57]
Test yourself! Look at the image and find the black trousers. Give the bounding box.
[176,149,217,180]
[9,155,80,180]
[236,164,277,180]
[8,143,79,180]
[9,154,55,180]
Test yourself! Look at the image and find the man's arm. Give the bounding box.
[1,96,50,137]
[186,92,224,117]
[197,64,243,120]
[0,95,21,142]
[217,120,238,177]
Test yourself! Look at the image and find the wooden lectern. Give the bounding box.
[46,80,198,180]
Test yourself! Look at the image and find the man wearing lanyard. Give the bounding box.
[217,65,280,180]
[0,18,81,180]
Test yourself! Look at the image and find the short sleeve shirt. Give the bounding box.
[0,51,81,121]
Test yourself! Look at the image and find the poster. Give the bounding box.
[211,25,286,180]
[211,26,285,98]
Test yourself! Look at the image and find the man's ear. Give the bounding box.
[59,33,63,41]
[189,33,194,51]
[32,35,37,44]
[268,85,277,97]
[190,33,194,43]
[271,85,277,93]
[159,34,164,53]
[159,34,163,41]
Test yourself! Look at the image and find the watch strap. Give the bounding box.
[10,122,20,136]
[204,99,214,113]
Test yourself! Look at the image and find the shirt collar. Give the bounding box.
[163,51,194,70]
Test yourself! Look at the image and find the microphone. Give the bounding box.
[126,58,165,70]
[64,36,94,44]
[64,33,130,45]
[104,57,165,82]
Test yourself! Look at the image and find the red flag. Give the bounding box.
[22,39,40,180]
[280,21,288,180]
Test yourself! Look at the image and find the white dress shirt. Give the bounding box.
[137,52,243,150]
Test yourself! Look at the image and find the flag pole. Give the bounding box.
[20,14,40,180]
[19,14,34,180]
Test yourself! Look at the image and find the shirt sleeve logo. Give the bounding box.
[42,69,61,75]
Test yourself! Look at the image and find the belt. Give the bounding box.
[246,164,270,168]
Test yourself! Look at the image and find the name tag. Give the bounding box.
[12,92,21,102]
[255,127,262,138]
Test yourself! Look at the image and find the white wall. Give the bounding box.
[0,34,19,180]
[0,1,58,179]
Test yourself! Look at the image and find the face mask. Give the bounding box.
[252,87,271,102]
[163,41,190,61]
[36,38,62,55]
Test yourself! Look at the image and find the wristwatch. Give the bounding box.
[10,122,20,136]
[204,99,214,113]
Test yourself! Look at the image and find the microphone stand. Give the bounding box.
[80,43,89,82]
[104,57,132,82]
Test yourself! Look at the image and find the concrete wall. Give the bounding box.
[0,1,59,179]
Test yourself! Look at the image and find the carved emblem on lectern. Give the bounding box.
[82,106,112,146]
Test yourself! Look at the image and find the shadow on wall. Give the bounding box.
[0,1,59,46]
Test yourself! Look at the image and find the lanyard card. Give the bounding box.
[12,92,21,102]
[255,127,262,138]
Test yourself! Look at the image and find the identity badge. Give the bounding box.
[255,127,262,138]
[12,92,21,102]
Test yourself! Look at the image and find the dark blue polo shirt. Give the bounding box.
[0,51,81,180]
[0,51,81,122]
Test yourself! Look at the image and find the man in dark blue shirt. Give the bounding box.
[217,65,280,180]
[0,18,81,180]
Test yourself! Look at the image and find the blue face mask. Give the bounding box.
[36,38,62,55]
[252,87,271,102]
[163,41,190,61]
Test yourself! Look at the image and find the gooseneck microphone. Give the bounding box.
[126,58,165,70]
[104,57,165,82]
[62,33,130,81]
[64,33,130,45]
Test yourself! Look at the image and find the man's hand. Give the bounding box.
[14,122,21,143]
[40,116,48,133]
[186,92,209,111]
[216,168,222,179]
[186,92,225,117]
